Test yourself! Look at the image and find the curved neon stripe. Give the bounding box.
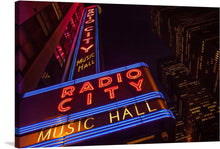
[95,6,100,73]
[68,9,88,81]
[24,109,174,147]
[23,62,149,98]
[16,91,164,135]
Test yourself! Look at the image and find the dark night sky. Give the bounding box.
[85,3,174,97]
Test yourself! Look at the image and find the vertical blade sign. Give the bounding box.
[70,5,99,80]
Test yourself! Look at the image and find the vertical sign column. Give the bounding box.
[68,5,100,80]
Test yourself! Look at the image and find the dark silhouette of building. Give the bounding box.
[150,6,219,142]
[158,57,219,141]
[15,1,84,97]
[149,6,219,98]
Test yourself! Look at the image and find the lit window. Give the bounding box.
[54,45,66,67]
[64,28,71,40]
[35,13,48,36]
[52,3,63,21]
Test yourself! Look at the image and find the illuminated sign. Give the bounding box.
[68,5,100,80]
[17,63,157,127]
[16,62,175,147]
[16,100,174,147]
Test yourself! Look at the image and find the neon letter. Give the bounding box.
[80,44,94,53]
[79,81,94,93]
[87,32,91,37]
[129,79,144,91]
[87,8,94,14]
[84,117,94,129]
[145,101,157,112]
[99,76,112,88]
[85,19,95,24]
[87,92,92,105]
[116,73,123,83]
[83,37,94,44]
[104,86,119,99]
[122,108,133,120]
[134,104,145,116]
[87,12,94,18]
[78,120,81,132]
[61,86,75,98]
[109,110,120,123]
[37,128,52,142]
[84,26,94,32]
[53,125,64,138]
[126,69,142,79]
[78,64,84,72]
[66,123,75,135]
[58,98,72,112]
[76,58,85,66]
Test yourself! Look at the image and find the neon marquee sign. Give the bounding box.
[17,63,158,127]
[59,68,145,112]
[16,62,175,147]
[17,99,172,147]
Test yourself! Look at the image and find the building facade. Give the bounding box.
[158,57,219,141]
[15,2,175,147]
[149,6,219,142]
[16,1,85,97]
[150,6,219,98]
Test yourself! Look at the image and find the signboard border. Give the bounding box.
[24,109,175,148]
[16,91,164,135]
[23,62,149,98]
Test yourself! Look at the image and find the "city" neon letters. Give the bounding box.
[58,68,143,112]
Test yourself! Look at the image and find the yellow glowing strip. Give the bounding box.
[127,135,155,144]
[52,3,60,20]
[36,14,48,36]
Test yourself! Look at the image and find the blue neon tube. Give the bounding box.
[16,91,164,135]
[68,9,88,81]
[23,62,149,98]
[24,109,174,147]
[95,6,100,73]
[18,91,160,133]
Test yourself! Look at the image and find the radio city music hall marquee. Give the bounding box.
[16,63,175,147]
[15,5,175,148]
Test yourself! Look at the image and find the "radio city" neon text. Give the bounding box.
[58,68,144,112]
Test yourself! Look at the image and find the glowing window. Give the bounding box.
[54,45,66,67]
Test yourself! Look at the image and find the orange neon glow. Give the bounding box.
[87,8,95,15]
[79,81,94,93]
[80,44,94,53]
[87,32,91,37]
[84,26,94,32]
[83,37,94,44]
[58,98,72,112]
[87,13,94,18]
[129,79,144,91]
[85,19,95,24]
[104,86,119,99]
[126,69,142,79]
[61,86,75,98]
[53,125,64,138]
[98,76,112,88]
[116,73,123,83]
[87,13,94,17]
[87,93,92,105]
